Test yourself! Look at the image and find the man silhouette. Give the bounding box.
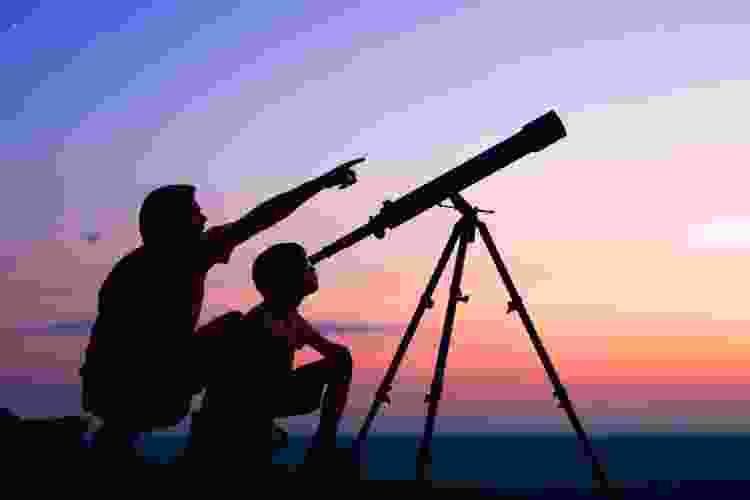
[187,242,353,468]
[79,159,363,462]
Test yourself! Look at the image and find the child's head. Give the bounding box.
[252,242,318,303]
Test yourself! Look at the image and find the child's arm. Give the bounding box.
[294,313,349,358]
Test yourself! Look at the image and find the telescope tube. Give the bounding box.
[309,110,566,264]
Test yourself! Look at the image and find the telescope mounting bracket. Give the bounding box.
[370,199,396,239]
[438,194,495,215]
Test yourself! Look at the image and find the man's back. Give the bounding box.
[81,231,232,429]
[84,247,205,367]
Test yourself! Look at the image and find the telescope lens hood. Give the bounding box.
[521,110,567,152]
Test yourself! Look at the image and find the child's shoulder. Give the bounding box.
[241,303,266,322]
[241,303,279,330]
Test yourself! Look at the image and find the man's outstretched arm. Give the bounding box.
[223,158,364,248]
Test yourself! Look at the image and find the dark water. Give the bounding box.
[145,432,750,489]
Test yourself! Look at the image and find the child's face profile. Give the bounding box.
[301,257,318,296]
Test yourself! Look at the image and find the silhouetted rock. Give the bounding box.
[0,407,22,456]
[272,420,288,452]
[0,407,19,424]
[2,408,89,465]
[21,415,89,462]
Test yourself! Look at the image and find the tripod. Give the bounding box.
[352,193,610,493]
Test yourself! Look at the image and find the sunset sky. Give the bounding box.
[5,1,750,436]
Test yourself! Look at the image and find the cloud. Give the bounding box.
[8,320,94,337]
[687,217,750,250]
[46,320,94,334]
[309,320,404,336]
[12,317,402,338]
[0,255,17,273]
[0,382,82,419]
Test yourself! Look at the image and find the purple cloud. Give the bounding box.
[310,320,405,337]
[13,318,404,338]
[8,320,94,337]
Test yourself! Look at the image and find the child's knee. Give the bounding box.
[334,348,353,378]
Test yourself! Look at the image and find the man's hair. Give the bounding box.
[252,242,309,297]
[138,184,196,244]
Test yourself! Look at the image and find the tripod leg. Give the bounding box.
[474,220,610,493]
[417,218,472,482]
[353,222,463,458]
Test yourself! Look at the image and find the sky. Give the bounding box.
[4,1,750,437]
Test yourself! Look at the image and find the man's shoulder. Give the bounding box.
[110,246,144,268]
[116,245,183,270]
[100,247,147,288]
[137,241,215,273]
[119,246,202,279]
[201,223,235,240]
[199,224,238,265]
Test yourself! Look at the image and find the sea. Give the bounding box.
[142,431,750,493]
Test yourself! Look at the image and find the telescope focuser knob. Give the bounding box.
[369,214,386,239]
[371,220,386,239]
[370,199,394,239]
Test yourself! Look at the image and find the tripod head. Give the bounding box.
[438,193,495,216]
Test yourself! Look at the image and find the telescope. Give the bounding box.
[309,110,566,265]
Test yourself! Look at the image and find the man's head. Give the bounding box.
[139,185,207,246]
[252,242,318,303]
